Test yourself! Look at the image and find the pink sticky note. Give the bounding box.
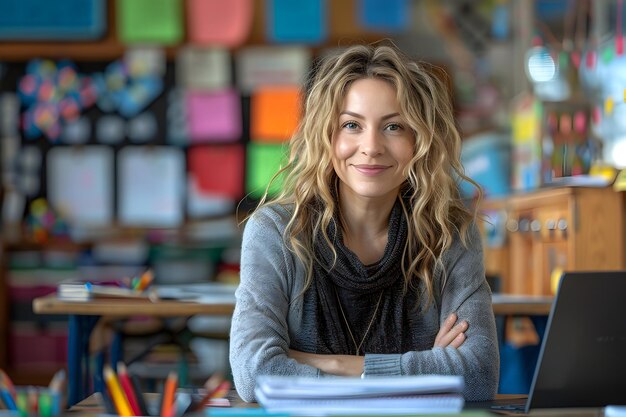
[187,0,253,47]
[188,144,244,200]
[186,89,242,143]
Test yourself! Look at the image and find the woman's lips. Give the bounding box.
[352,164,389,176]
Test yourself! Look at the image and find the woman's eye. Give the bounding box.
[385,123,403,131]
[343,121,359,130]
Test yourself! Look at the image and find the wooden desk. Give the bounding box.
[72,391,604,417]
[34,293,553,408]
[70,390,256,413]
[491,294,553,316]
[33,295,235,317]
[33,294,235,407]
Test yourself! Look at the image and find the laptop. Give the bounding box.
[489,271,626,413]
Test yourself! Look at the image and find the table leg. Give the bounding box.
[67,315,100,407]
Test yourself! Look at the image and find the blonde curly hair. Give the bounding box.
[254,43,480,301]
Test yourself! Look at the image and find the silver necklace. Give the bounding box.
[334,288,384,356]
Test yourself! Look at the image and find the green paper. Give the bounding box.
[117,0,183,45]
[246,143,288,198]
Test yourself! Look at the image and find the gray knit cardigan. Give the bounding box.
[229,204,499,402]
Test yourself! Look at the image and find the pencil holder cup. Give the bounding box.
[14,387,62,417]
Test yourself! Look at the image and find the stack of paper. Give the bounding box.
[57,281,152,301]
[255,375,465,416]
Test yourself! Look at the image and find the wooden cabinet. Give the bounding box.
[481,187,626,295]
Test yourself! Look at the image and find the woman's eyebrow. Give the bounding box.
[339,111,401,120]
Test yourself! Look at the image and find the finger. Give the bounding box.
[436,320,468,347]
[449,332,466,349]
[434,313,457,345]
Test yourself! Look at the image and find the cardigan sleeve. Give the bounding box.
[362,223,500,401]
[229,206,320,402]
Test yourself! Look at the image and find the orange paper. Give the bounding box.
[251,86,300,143]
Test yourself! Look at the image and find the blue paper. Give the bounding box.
[0,0,106,40]
[266,0,327,44]
[358,0,409,32]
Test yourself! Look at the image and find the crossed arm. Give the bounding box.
[288,312,469,376]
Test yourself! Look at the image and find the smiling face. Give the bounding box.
[331,77,415,206]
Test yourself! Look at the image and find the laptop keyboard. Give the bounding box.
[490,403,527,414]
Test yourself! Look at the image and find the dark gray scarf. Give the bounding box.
[297,199,432,355]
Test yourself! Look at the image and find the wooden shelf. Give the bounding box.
[480,186,626,295]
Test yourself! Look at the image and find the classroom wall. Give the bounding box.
[1,0,624,389]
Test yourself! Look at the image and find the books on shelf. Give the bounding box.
[254,375,465,416]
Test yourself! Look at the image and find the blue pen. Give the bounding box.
[0,387,17,410]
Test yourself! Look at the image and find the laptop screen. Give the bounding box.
[526,271,626,410]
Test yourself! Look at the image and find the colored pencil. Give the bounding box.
[192,372,224,411]
[129,373,149,416]
[136,270,154,292]
[117,362,141,416]
[48,369,66,393]
[0,369,16,399]
[208,380,231,400]
[103,365,133,416]
[99,388,117,415]
[0,388,17,411]
[48,369,66,413]
[38,390,53,417]
[160,371,178,417]
[27,386,38,413]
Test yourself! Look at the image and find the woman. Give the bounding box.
[229,44,499,402]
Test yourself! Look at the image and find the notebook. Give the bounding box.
[255,375,465,416]
[491,270,626,413]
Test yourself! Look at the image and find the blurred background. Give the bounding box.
[0,0,625,397]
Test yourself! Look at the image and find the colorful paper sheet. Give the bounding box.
[236,47,312,94]
[246,143,287,198]
[176,47,231,91]
[0,0,106,40]
[186,89,242,143]
[250,86,300,142]
[117,146,185,227]
[188,145,244,200]
[266,0,327,44]
[186,0,253,47]
[117,0,183,45]
[46,146,113,226]
[358,0,409,32]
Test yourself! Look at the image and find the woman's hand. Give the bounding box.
[434,312,468,348]
[288,349,364,376]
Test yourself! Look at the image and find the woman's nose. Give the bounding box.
[360,129,384,156]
